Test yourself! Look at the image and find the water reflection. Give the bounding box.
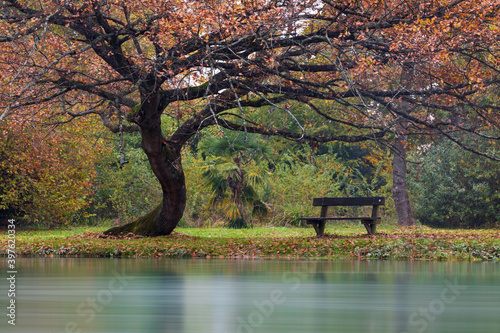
[1,259,499,333]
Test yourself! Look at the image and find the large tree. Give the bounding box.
[1,0,498,235]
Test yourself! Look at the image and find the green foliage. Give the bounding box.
[181,133,393,229]
[265,142,392,226]
[267,153,344,225]
[182,152,212,227]
[198,131,272,159]
[198,131,271,228]
[410,140,500,228]
[78,133,161,225]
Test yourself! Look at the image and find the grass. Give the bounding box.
[2,224,500,261]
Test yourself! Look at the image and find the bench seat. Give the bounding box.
[300,217,382,221]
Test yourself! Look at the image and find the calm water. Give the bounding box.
[1,258,499,333]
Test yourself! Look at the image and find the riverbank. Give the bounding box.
[1,225,500,261]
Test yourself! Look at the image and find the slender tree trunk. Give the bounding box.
[234,167,246,221]
[392,64,416,227]
[392,130,416,227]
[105,93,186,236]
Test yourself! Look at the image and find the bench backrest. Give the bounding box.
[312,197,385,207]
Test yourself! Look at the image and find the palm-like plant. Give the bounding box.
[200,132,271,228]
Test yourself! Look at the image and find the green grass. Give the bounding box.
[2,224,500,261]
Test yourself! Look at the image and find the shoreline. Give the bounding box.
[1,226,500,261]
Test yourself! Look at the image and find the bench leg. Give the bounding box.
[311,222,320,236]
[362,219,377,235]
[368,205,380,235]
[316,206,328,236]
[363,222,376,235]
[317,220,326,235]
[309,220,326,236]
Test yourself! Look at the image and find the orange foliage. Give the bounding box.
[0,113,108,224]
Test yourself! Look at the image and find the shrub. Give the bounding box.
[78,133,161,225]
[410,140,500,228]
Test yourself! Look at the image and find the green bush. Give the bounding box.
[410,140,500,228]
[193,131,272,228]
[265,145,391,226]
[77,133,162,225]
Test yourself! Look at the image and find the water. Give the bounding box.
[1,258,499,333]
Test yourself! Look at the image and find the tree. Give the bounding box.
[200,131,271,228]
[0,113,106,224]
[411,138,500,228]
[391,63,417,227]
[1,1,498,235]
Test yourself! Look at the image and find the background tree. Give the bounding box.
[1,0,499,235]
[199,131,271,228]
[391,63,417,227]
[410,137,500,228]
[0,113,106,225]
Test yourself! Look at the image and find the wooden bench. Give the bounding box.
[299,197,385,236]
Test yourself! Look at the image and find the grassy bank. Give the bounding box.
[2,225,500,261]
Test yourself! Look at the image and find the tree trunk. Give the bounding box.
[392,63,416,227]
[105,93,186,236]
[392,134,416,227]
